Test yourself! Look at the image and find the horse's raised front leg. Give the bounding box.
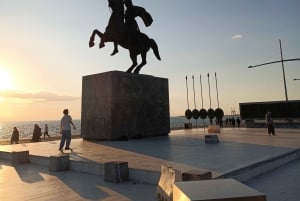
[126,52,138,73]
[133,52,147,74]
[89,29,104,48]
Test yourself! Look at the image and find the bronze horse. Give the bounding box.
[89,0,161,74]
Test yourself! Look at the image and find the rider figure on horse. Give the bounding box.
[99,0,124,55]
[100,0,153,55]
[124,0,153,48]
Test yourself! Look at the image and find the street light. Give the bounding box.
[294,78,300,81]
[248,40,300,102]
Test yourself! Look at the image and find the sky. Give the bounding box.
[0,0,300,122]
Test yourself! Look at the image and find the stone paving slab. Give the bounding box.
[246,159,300,201]
[0,160,156,201]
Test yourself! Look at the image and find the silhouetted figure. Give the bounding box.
[11,127,19,144]
[265,111,276,136]
[99,0,124,55]
[43,124,50,139]
[124,0,152,46]
[215,118,223,127]
[89,0,160,74]
[236,117,241,128]
[32,124,42,142]
[59,109,76,153]
[231,117,236,128]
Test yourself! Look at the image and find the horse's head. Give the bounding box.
[108,0,124,13]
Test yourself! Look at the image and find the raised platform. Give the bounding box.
[1,128,300,200]
[0,128,299,185]
[0,128,300,201]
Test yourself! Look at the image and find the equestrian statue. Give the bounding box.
[89,0,161,74]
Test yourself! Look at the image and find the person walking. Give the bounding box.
[11,127,19,144]
[236,117,241,128]
[231,117,236,128]
[32,124,42,142]
[43,124,50,139]
[59,109,76,152]
[265,111,276,136]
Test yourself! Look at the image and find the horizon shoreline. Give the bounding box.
[0,134,82,146]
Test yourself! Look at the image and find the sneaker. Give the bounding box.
[59,149,64,153]
[65,147,73,152]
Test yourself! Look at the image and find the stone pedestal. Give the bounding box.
[207,125,220,133]
[205,135,219,144]
[81,71,170,140]
[182,170,212,181]
[49,155,69,172]
[104,161,129,183]
[173,179,266,201]
[11,151,30,164]
[184,123,192,129]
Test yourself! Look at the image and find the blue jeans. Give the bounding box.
[59,130,71,150]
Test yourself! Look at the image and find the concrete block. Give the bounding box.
[81,71,170,140]
[207,125,221,133]
[11,151,30,164]
[182,170,212,181]
[0,151,12,160]
[184,123,192,129]
[205,134,219,144]
[49,155,69,171]
[104,161,129,183]
[157,165,182,201]
[173,179,266,201]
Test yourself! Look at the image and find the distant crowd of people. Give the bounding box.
[215,116,242,128]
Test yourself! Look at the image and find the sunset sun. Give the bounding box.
[0,67,13,90]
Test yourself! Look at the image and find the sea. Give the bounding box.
[0,116,226,140]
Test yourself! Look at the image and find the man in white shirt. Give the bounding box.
[59,109,76,152]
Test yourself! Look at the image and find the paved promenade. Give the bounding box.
[0,127,299,200]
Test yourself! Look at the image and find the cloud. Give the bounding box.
[231,34,243,40]
[0,90,80,103]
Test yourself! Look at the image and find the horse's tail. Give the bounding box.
[149,39,161,61]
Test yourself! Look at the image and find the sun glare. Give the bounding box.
[0,67,13,90]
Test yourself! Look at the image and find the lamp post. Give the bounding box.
[248,40,300,102]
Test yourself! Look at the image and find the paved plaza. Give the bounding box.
[0,127,299,200]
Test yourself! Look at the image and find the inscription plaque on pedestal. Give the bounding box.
[81,71,170,140]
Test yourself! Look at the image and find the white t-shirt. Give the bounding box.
[61,114,72,131]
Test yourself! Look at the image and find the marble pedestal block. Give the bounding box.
[184,123,192,129]
[11,151,30,164]
[207,125,221,133]
[173,179,266,201]
[205,135,219,144]
[182,170,212,181]
[49,155,69,172]
[104,161,129,183]
[81,71,170,140]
